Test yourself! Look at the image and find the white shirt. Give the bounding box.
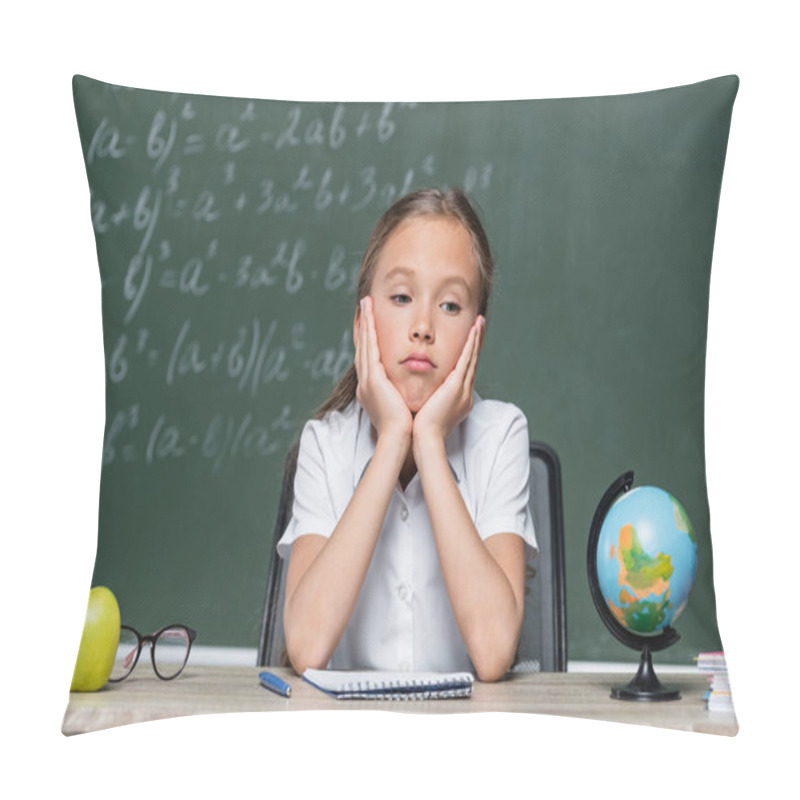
[277,394,537,673]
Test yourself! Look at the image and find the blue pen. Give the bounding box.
[259,670,292,697]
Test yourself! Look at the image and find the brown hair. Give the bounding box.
[313,187,495,420]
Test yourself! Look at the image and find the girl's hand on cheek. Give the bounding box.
[413,315,484,449]
[355,296,413,443]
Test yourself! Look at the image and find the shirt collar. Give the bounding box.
[352,396,477,490]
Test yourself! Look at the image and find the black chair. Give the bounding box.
[511,442,567,672]
[257,441,299,668]
[257,440,567,672]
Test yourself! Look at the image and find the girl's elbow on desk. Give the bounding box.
[471,646,518,683]
[467,627,520,682]
[465,612,523,682]
[284,635,330,676]
[283,605,335,675]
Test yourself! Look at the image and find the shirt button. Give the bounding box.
[400,506,409,521]
[398,584,410,602]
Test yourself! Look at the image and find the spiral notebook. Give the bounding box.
[302,669,474,700]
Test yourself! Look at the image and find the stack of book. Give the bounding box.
[696,651,734,712]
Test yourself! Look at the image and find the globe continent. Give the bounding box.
[596,486,697,636]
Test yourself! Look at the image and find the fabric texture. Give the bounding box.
[72,74,737,665]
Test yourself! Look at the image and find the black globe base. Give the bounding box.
[611,644,681,702]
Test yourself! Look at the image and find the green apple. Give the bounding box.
[70,586,121,692]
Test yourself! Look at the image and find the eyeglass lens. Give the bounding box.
[153,627,191,679]
[110,627,140,681]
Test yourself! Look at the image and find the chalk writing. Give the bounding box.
[147,110,177,173]
[83,89,492,478]
[87,117,130,165]
[102,404,296,474]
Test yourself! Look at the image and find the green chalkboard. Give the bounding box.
[73,74,737,663]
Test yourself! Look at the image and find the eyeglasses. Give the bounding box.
[109,624,196,682]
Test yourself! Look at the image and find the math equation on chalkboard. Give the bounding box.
[76,80,496,477]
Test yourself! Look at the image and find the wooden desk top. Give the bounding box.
[62,666,738,737]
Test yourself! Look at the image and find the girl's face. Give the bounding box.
[358,216,482,413]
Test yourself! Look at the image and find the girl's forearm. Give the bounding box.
[283,430,410,674]
[414,434,525,682]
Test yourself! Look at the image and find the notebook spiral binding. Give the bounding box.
[340,676,473,700]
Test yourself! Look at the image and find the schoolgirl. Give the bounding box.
[278,188,536,682]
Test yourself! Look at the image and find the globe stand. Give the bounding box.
[611,643,681,701]
[587,471,683,702]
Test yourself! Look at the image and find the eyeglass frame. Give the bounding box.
[108,623,197,682]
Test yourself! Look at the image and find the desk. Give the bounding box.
[62,666,738,737]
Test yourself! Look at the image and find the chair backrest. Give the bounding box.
[257,439,567,672]
[257,441,298,667]
[512,441,567,672]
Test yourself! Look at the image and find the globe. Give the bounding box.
[596,485,697,636]
[587,472,698,701]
